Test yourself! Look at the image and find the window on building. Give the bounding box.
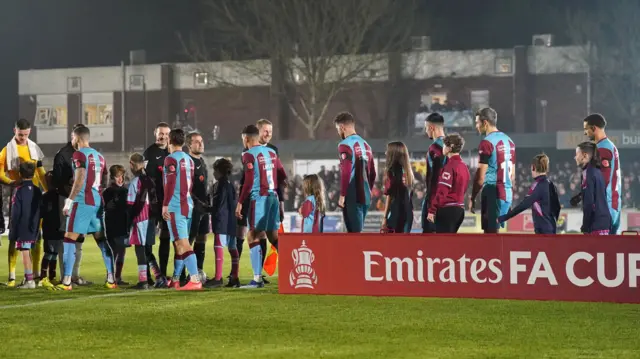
[422,92,448,111]
[34,106,67,127]
[470,90,490,110]
[494,57,513,74]
[51,106,68,126]
[293,71,306,83]
[194,72,209,87]
[130,75,145,89]
[67,77,81,92]
[84,104,113,125]
[35,108,51,126]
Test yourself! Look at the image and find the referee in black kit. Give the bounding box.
[143,122,171,283]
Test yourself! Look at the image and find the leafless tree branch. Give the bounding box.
[181,0,417,138]
[566,0,640,127]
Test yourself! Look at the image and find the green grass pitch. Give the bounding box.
[0,235,639,359]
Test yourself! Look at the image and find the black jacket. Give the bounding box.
[40,189,60,235]
[143,144,169,209]
[190,155,210,213]
[103,184,129,239]
[52,142,75,197]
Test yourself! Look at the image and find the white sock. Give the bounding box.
[253,275,262,282]
[72,242,83,277]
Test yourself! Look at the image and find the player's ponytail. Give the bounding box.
[302,174,326,215]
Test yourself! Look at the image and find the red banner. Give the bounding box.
[278,233,640,303]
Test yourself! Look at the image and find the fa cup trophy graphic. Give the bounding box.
[289,240,318,289]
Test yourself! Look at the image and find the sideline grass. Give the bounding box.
[0,236,638,359]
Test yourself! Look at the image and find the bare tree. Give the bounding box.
[182,0,417,139]
[567,0,640,128]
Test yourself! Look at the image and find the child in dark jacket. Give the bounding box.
[207,158,239,288]
[10,162,42,289]
[575,142,611,235]
[102,165,129,285]
[39,171,62,287]
[498,154,561,234]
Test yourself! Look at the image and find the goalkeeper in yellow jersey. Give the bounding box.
[0,119,47,287]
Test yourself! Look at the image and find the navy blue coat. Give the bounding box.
[10,180,42,242]
[498,175,560,234]
[581,164,612,233]
[209,177,237,236]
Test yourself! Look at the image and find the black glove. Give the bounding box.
[570,193,582,207]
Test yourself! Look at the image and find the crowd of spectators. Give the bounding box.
[230,160,640,213]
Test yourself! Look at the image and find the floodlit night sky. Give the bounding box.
[0,0,592,143]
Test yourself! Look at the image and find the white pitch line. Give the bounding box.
[0,291,143,310]
[0,288,263,311]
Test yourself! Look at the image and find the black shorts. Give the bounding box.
[108,235,130,249]
[57,195,67,232]
[435,206,465,233]
[43,230,63,243]
[43,233,61,253]
[236,199,250,227]
[190,211,210,238]
[480,185,511,231]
